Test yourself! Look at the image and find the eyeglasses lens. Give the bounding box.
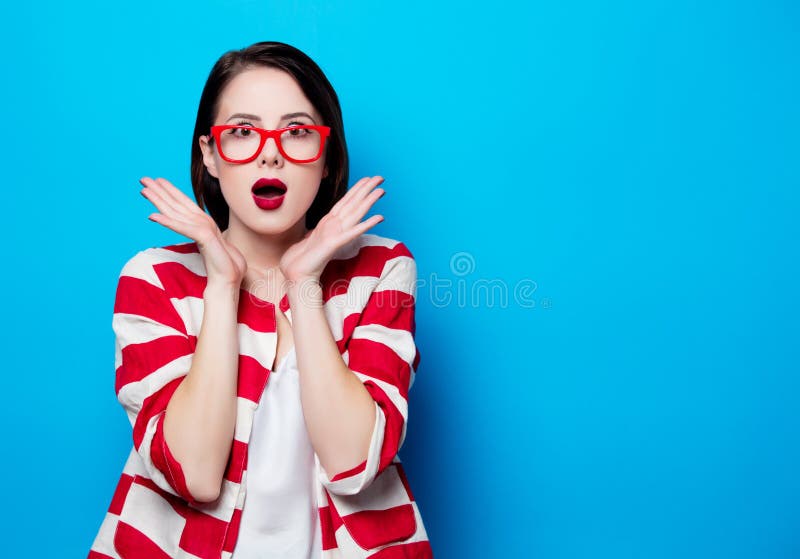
[219,127,323,162]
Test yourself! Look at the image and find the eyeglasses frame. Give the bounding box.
[208,124,331,164]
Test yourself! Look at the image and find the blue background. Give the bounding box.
[1,1,798,557]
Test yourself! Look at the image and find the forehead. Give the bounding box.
[216,66,319,123]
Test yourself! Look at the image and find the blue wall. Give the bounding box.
[2,1,797,557]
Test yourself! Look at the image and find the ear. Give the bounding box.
[199,135,220,179]
[322,165,329,179]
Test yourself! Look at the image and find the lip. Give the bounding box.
[251,178,287,210]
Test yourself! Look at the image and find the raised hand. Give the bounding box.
[279,176,386,283]
[140,177,247,288]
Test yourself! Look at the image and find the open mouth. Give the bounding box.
[252,178,287,199]
[253,185,286,199]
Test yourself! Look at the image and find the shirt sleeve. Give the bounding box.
[112,250,200,504]
[319,242,421,496]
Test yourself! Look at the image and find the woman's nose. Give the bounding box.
[258,136,283,167]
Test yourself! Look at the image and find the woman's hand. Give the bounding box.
[280,176,386,283]
[140,177,247,287]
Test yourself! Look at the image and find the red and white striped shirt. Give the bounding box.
[88,233,433,559]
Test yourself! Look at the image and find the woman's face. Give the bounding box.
[199,66,327,236]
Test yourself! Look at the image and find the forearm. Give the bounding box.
[288,279,375,476]
[163,282,240,502]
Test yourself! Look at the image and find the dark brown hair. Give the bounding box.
[190,41,348,231]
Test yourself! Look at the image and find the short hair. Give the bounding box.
[190,41,349,231]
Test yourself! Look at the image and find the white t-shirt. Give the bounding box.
[232,345,322,558]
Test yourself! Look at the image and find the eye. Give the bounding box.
[286,123,312,136]
[227,123,256,138]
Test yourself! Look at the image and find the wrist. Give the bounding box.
[204,280,241,300]
[286,276,323,308]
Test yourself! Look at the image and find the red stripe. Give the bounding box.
[321,243,413,303]
[113,522,172,559]
[348,337,412,399]
[115,335,193,393]
[132,376,183,449]
[224,439,248,484]
[363,381,406,473]
[329,458,367,482]
[88,551,116,559]
[368,541,434,558]
[237,354,270,403]
[340,504,417,550]
[237,293,278,333]
[163,242,199,254]
[131,476,227,558]
[335,312,360,353]
[151,414,196,504]
[318,505,338,550]
[359,290,416,333]
[154,261,207,299]
[115,276,187,336]
[177,506,228,558]
[108,473,134,515]
[395,462,415,501]
[222,507,243,553]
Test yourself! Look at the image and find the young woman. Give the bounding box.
[88,41,432,559]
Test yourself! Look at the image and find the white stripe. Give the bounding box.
[137,412,182,497]
[343,351,409,418]
[351,323,416,365]
[171,295,204,337]
[120,250,165,289]
[233,396,258,442]
[176,548,204,559]
[117,353,193,414]
[329,233,399,261]
[121,447,149,477]
[119,481,188,555]
[113,312,187,351]
[320,547,346,559]
[190,478,241,521]
[89,512,122,558]
[146,246,206,277]
[238,324,277,370]
[376,255,416,295]
[349,369,409,451]
[326,463,411,517]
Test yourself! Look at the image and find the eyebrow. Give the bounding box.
[225,112,317,124]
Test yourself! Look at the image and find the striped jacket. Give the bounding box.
[88,233,433,559]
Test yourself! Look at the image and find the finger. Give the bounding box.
[346,176,383,206]
[141,185,190,220]
[148,212,205,240]
[338,214,384,245]
[329,176,373,216]
[342,187,385,228]
[141,179,195,219]
[336,179,384,223]
[142,177,198,218]
[152,177,206,215]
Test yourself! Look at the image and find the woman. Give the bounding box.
[88,41,432,559]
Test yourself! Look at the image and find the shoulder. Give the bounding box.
[338,233,416,271]
[118,241,203,291]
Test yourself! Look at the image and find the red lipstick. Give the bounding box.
[251,178,287,210]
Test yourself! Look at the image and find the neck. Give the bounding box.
[222,214,307,272]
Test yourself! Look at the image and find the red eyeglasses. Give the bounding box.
[208,124,331,164]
